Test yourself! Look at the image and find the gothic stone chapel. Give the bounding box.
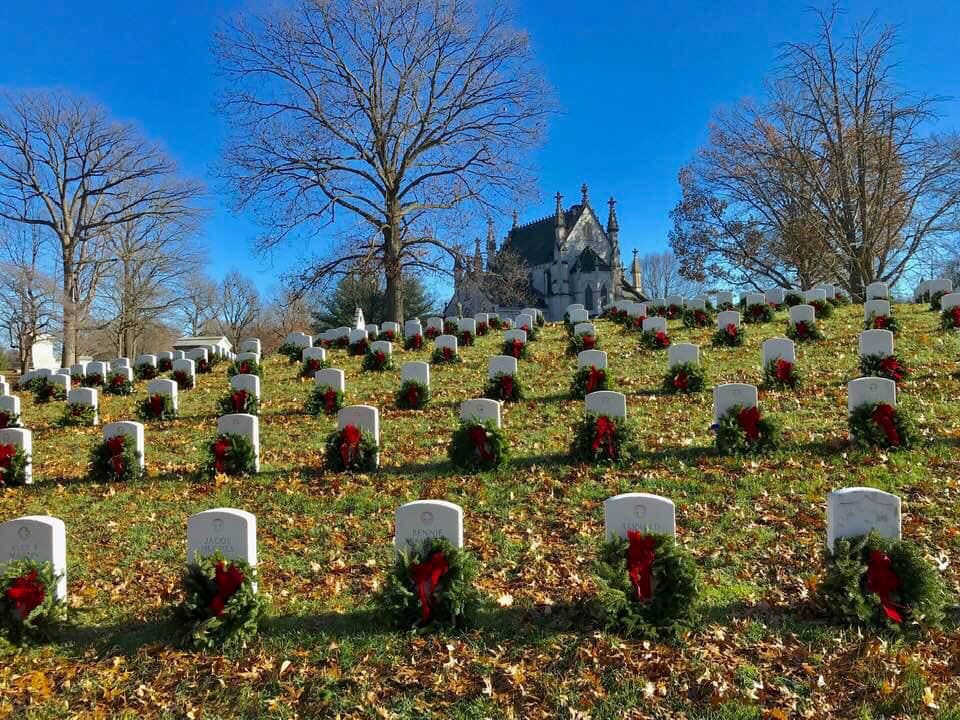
[445,184,645,321]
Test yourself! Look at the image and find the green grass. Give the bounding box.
[1,303,959,718]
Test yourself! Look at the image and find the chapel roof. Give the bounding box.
[501,203,593,266]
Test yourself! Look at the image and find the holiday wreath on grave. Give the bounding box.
[299,355,328,378]
[362,348,394,372]
[217,388,260,416]
[784,292,803,307]
[32,378,66,404]
[567,332,599,355]
[591,531,698,638]
[199,433,257,479]
[103,371,134,396]
[743,302,774,324]
[859,354,910,384]
[59,402,97,427]
[88,434,144,483]
[325,423,378,472]
[448,419,508,471]
[395,379,430,410]
[381,328,396,342]
[227,358,262,378]
[424,325,440,339]
[458,330,474,347]
[848,402,915,450]
[475,320,488,336]
[404,333,424,351]
[502,337,527,359]
[349,337,369,357]
[665,303,683,320]
[172,369,195,390]
[786,320,823,343]
[431,345,461,365]
[305,384,345,417]
[81,372,103,388]
[681,307,713,328]
[0,443,30,487]
[714,405,780,455]
[443,320,457,334]
[134,363,158,381]
[277,342,304,363]
[809,299,834,319]
[484,372,523,403]
[519,322,539,341]
[196,357,213,374]
[818,531,944,631]
[0,408,20,429]
[571,365,611,399]
[662,362,706,394]
[138,392,177,421]
[177,551,266,648]
[646,303,668,318]
[157,357,173,373]
[378,538,480,629]
[639,329,671,350]
[0,559,63,644]
[865,313,900,334]
[571,414,635,463]
[830,291,850,306]
[711,322,744,347]
[940,304,960,331]
[762,358,801,389]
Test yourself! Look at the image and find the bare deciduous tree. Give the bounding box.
[0,91,202,363]
[176,271,221,336]
[217,270,261,345]
[216,0,554,321]
[639,250,704,298]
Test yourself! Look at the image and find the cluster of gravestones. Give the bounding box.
[0,484,905,617]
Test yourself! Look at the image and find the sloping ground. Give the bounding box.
[1,303,959,719]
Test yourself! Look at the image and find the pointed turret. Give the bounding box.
[473,237,482,273]
[554,192,564,228]
[581,183,589,206]
[607,197,619,233]
[608,197,621,296]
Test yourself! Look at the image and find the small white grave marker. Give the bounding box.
[826,488,901,549]
[103,421,145,470]
[847,377,896,415]
[761,338,796,365]
[0,428,31,484]
[859,330,894,358]
[668,343,699,368]
[147,378,179,411]
[0,515,67,600]
[577,350,607,369]
[394,500,464,552]
[585,391,627,419]
[604,493,676,539]
[460,398,501,427]
[488,356,517,379]
[713,384,758,423]
[217,414,260,472]
[315,368,346,392]
[401,361,430,386]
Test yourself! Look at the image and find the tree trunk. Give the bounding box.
[383,217,404,323]
[61,256,77,367]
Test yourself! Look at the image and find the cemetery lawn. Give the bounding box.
[3,303,960,720]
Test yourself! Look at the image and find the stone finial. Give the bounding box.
[581,183,589,205]
[554,192,564,228]
[607,197,619,233]
[512,209,519,228]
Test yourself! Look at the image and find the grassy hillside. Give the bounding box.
[1,303,959,719]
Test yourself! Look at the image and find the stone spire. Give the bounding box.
[631,248,642,292]
[607,197,619,233]
[554,192,564,228]
[473,237,482,273]
[581,183,589,206]
[512,209,519,229]
[486,217,496,270]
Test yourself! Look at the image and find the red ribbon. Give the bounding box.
[633,315,646,328]
[591,416,618,458]
[951,306,960,328]
[880,357,906,382]
[5,569,45,620]
[794,321,809,338]
[384,331,394,341]
[582,335,596,349]
[775,359,794,385]
[209,561,245,617]
[468,425,493,460]
[872,315,889,329]
[871,403,901,446]
[673,369,689,389]
[0,412,9,429]
[442,347,454,361]
[500,375,514,399]
[0,443,15,484]
[231,390,248,413]
[725,323,738,338]
[149,394,165,417]
[323,388,337,414]
[372,351,386,368]
[508,339,524,358]
[213,438,230,473]
[655,331,670,347]
[340,424,362,467]
[408,551,449,622]
[306,358,321,373]
[239,361,251,374]
[111,374,125,388]
[107,435,126,475]
[410,335,422,349]
[865,550,903,623]
[586,366,604,393]
[626,530,656,601]
[405,384,421,407]
[738,406,761,441]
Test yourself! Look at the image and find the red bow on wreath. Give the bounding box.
[499,375,514,399]
[307,358,321,372]
[673,369,689,390]
[0,443,15,475]
[442,347,454,361]
[950,306,960,328]
[865,550,903,623]
[626,530,656,601]
[410,335,422,349]
[373,351,386,368]
[775,359,794,385]
[111,374,125,387]
[871,403,900,446]
[467,425,493,460]
[209,561,245,617]
[725,323,738,338]
[149,394,165,417]
[654,331,670,347]
[0,411,8,428]
[239,361,251,374]
[408,551,449,622]
[212,438,231,474]
[880,357,906,382]
[231,390,249,413]
[323,388,337,414]
[509,339,524,358]
[340,424,362,466]
[633,315,646,328]
[582,335,596,349]
[591,416,618,458]
[106,435,126,475]
[405,384,421,407]
[794,321,809,338]
[5,569,45,620]
[586,366,604,393]
[737,406,761,442]
[872,315,889,329]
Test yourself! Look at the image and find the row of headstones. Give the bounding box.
[0,485,905,605]
[914,278,955,302]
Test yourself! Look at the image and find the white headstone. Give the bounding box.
[404,319,423,338]
[713,383,758,423]
[715,291,733,306]
[668,342,699,368]
[187,508,257,570]
[863,299,891,321]
[338,405,380,466]
[604,493,676,540]
[235,351,259,367]
[381,321,400,337]
[474,313,489,326]
[172,358,195,383]
[426,317,444,333]
[0,515,67,600]
[761,338,796,366]
[665,294,684,309]
[789,304,816,326]
[0,394,20,420]
[567,308,589,324]
[88,361,109,379]
[365,324,379,339]
[866,282,889,301]
[0,428,32,484]
[573,322,596,338]
[286,331,313,349]
[50,372,71,394]
[217,414,260,472]
[716,310,740,330]
[827,488,901,550]
[488,356,517,379]
[230,373,261,400]
[134,354,157,369]
[185,348,208,364]
[585,390,627,419]
[765,288,786,305]
[457,318,476,335]
[349,328,367,345]
[504,329,527,344]
[401,361,430,386]
[315,368,346,392]
[938,293,960,312]
[929,278,953,296]
[394,500,463,553]
[815,282,837,300]
[459,398,502,428]
[171,350,186,361]
[103,421,145,470]
[67,387,98,424]
[641,317,667,334]
[802,288,827,304]
[435,335,458,353]
[847,377,896,415]
[566,303,585,313]
[147,378,179,411]
[370,340,393,357]
[577,350,607,370]
[686,297,706,311]
[70,362,88,378]
[302,347,327,365]
[859,330,894,358]
[745,292,765,307]
[240,339,261,355]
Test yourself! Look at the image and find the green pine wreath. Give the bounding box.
[864,314,900,334]
[484,373,523,403]
[172,369,195,390]
[662,362,705,394]
[0,408,21,429]
[277,342,304,362]
[177,552,266,648]
[940,306,960,331]
[404,333,424,351]
[818,532,944,631]
[199,432,257,479]
[859,354,910,384]
[762,358,801,389]
[664,303,683,320]
[714,405,780,455]
[227,358,262,377]
[646,303,668,318]
[809,299,834,319]
[743,303,774,324]
[103,372,134,396]
[848,402,915,450]
[59,402,97,427]
[448,420,508,471]
[831,291,850,306]
[32,379,66,404]
[396,379,430,410]
[217,389,260,416]
[571,414,635,463]
[377,537,480,629]
[784,292,803,307]
[325,424,378,472]
[639,329,671,350]
[305,384,345,416]
[591,533,698,638]
[81,373,104,388]
[786,320,823,343]
[681,307,713,328]
[0,559,64,644]
[18,375,48,393]
[88,434,144,483]
[502,338,528,359]
[458,330,475,347]
[362,348,394,372]
[570,365,611,399]
[431,346,461,365]
[929,290,948,312]
[717,300,735,311]
[567,333,599,355]
[137,392,178,421]
[134,363,158,381]
[519,323,540,341]
[0,443,30,487]
[157,358,173,373]
[712,323,744,347]
[298,355,328,377]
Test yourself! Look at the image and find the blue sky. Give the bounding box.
[2,0,958,298]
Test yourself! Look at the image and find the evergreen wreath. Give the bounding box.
[831,291,851,306]
[484,372,523,402]
[743,303,774,324]
[431,346,461,364]
[277,342,304,363]
[380,329,396,342]
[17,375,48,393]
[299,355,328,378]
[487,317,505,331]
[940,305,960,331]
[377,537,480,629]
[711,322,744,347]
[639,329,671,350]
[929,290,948,312]
[134,363,158,381]
[571,365,610,399]
[0,408,20,429]
[157,358,173,373]
[362,348,394,372]
[172,369,195,390]
[333,335,349,349]
[448,419,508,471]
[859,354,910,384]
[424,325,440,339]
[325,424,378,472]
[396,379,430,410]
[628,314,647,332]
[195,357,213,374]
[443,320,457,334]
[716,300,735,311]
[567,333,599,355]
[0,559,63,644]
[809,299,834,319]
[662,362,705,394]
[786,320,823,343]
[502,338,527,359]
[865,313,900,334]
[714,405,780,455]
[138,392,178,421]
[848,402,915,450]
[665,303,683,320]
[518,322,539,341]
[305,384,345,416]
[217,388,260,416]
[458,330,475,347]
[349,338,369,356]
[88,434,144,483]
[200,433,258,479]
[32,379,66,404]
[404,333,424,351]
[784,292,803,307]
[177,552,266,648]
[227,358,262,378]
[103,371,134,396]
[818,532,944,631]
[0,443,30,487]
[646,303,668,318]
[571,414,635,463]
[591,532,698,638]
[475,321,489,336]
[763,358,801,389]
[59,402,97,427]
[681,307,713,328]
